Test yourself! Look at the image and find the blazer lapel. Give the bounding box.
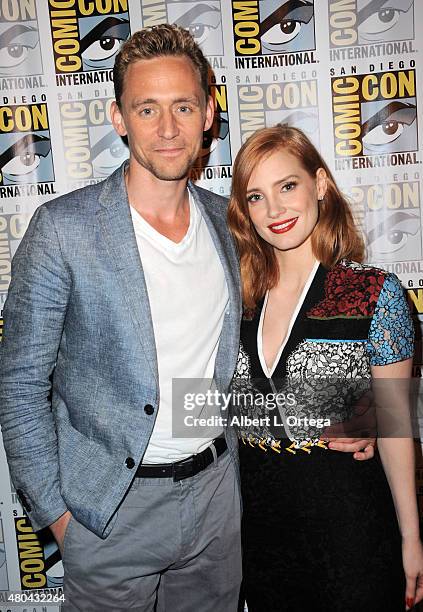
[96,163,158,385]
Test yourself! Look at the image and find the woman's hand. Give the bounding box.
[403,536,423,609]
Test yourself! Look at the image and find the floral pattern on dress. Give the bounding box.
[367,273,415,365]
[285,340,372,446]
[307,260,386,319]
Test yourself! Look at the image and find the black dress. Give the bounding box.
[233,260,414,612]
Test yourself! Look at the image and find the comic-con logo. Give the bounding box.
[331,69,417,162]
[14,516,63,589]
[60,96,128,186]
[237,77,319,145]
[48,0,130,74]
[231,0,315,57]
[141,1,224,57]
[0,0,42,77]
[348,180,421,263]
[329,0,414,48]
[0,102,54,188]
[195,84,231,168]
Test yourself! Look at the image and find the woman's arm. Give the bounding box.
[372,358,423,610]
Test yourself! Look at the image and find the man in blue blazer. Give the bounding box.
[0,24,374,612]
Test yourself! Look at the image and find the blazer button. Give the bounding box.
[125,457,135,469]
[144,404,154,415]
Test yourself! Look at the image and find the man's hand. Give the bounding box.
[320,392,377,460]
[321,437,376,460]
[49,510,72,555]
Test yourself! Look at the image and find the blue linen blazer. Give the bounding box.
[0,162,242,538]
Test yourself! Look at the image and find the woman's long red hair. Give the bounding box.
[227,126,365,311]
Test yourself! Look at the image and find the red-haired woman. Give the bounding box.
[228,126,423,611]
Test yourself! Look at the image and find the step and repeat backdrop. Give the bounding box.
[0,0,422,608]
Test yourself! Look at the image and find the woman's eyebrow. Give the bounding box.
[260,1,313,36]
[246,175,300,193]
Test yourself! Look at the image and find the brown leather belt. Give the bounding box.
[135,437,227,481]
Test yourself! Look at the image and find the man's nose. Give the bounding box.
[158,109,179,139]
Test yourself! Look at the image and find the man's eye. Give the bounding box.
[179,106,192,113]
[140,108,153,116]
[261,19,302,46]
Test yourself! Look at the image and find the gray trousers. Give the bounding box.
[61,449,241,612]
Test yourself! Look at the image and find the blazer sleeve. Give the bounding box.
[0,204,70,530]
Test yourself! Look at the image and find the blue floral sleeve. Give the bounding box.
[367,273,414,366]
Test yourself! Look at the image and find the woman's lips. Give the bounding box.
[268,217,298,234]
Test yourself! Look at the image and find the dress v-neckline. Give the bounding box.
[257,260,320,378]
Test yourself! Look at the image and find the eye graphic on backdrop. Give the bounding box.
[200,114,229,157]
[358,0,414,43]
[260,0,314,53]
[43,539,63,589]
[362,101,416,154]
[366,211,420,258]
[174,3,222,48]
[0,24,39,74]
[80,17,129,71]
[91,129,128,177]
[275,110,319,143]
[0,134,51,185]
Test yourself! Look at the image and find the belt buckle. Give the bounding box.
[173,457,194,481]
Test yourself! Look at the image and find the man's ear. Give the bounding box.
[204,95,215,132]
[110,101,127,137]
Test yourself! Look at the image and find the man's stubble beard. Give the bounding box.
[134,148,199,182]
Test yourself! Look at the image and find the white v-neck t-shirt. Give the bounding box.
[130,193,228,464]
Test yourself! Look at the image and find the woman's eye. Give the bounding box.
[247,193,261,203]
[282,182,296,192]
